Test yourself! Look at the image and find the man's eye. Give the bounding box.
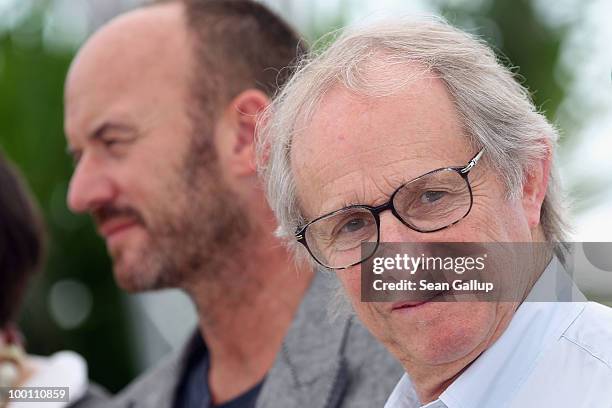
[102,138,121,148]
[420,190,446,204]
[338,217,369,234]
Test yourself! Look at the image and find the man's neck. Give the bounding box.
[185,240,314,405]
[405,305,516,405]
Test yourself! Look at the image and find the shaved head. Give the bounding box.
[65,3,192,144]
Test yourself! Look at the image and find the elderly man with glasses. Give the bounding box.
[258,17,612,408]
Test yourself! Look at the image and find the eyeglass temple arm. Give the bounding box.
[295,226,305,240]
[460,148,485,174]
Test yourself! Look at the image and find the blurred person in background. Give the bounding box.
[0,150,105,407]
[63,0,402,407]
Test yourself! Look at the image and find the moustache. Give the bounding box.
[93,205,146,228]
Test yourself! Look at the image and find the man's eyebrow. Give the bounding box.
[315,197,372,219]
[88,121,137,142]
[65,121,137,158]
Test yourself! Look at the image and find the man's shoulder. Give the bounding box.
[341,317,404,406]
[109,347,186,408]
[511,302,612,406]
[561,301,612,369]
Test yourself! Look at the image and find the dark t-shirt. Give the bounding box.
[174,334,264,408]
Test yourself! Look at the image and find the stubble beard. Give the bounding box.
[114,142,254,299]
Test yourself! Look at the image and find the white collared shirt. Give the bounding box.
[384,258,612,408]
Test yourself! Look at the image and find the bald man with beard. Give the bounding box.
[63,1,403,407]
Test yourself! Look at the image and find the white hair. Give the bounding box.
[257,16,570,266]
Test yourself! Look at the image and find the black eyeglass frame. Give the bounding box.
[295,148,486,270]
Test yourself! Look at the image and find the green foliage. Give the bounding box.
[437,0,565,124]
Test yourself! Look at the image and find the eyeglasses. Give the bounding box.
[295,149,485,269]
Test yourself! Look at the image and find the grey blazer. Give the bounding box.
[93,273,405,408]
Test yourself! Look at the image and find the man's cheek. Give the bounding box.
[359,305,391,343]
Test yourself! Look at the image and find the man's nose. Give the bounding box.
[67,154,116,213]
[378,211,425,243]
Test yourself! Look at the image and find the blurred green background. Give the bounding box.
[1,1,137,392]
[1,0,610,393]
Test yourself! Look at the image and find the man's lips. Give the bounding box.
[98,218,140,239]
[390,289,448,312]
[391,300,429,311]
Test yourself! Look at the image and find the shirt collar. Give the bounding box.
[386,257,587,408]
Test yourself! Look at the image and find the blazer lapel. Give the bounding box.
[117,333,199,408]
[256,273,351,408]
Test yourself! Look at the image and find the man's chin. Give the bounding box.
[385,301,500,366]
[112,257,162,293]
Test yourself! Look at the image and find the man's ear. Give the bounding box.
[522,142,552,230]
[223,89,270,177]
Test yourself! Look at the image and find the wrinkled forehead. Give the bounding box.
[290,74,472,219]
